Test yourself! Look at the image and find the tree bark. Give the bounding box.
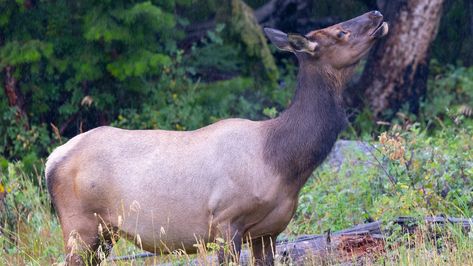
[346,0,444,119]
[3,66,29,129]
[215,0,279,84]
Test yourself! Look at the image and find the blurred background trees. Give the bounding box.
[0,0,472,164]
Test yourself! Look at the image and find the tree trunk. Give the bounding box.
[346,0,444,119]
[216,0,279,84]
[3,66,29,129]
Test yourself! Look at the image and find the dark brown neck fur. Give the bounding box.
[264,62,348,188]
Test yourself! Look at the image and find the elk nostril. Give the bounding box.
[371,10,382,17]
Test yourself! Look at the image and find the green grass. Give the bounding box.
[0,163,62,265]
[0,124,472,265]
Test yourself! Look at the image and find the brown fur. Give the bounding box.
[264,65,348,187]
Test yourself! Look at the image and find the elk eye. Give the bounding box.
[337,31,347,39]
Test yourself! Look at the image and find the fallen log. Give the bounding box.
[276,216,471,264]
[109,216,472,265]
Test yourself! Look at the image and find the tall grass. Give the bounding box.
[0,162,62,265]
[380,223,473,266]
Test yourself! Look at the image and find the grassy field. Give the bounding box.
[1,124,472,265]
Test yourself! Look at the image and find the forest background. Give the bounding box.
[0,0,472,264]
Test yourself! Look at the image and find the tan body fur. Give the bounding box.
[47,119,294,253]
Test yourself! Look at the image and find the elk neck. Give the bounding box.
[264,61,348,190]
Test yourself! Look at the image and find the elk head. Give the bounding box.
[264,11,389,70]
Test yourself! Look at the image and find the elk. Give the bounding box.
[46,11,388,265]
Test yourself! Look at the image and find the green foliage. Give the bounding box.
[0,0,192,161]
[421,62,473,128]
[0,0,183,110]
[0,40,53,68]
[112,76,263,130]
[262,107,278,118]
[288,124,473,235]
[0,108,51,163]
[185,24,244,78]
[344,62,473,138]
[431,0,473,65]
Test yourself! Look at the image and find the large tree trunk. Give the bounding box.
[346,0,444,119]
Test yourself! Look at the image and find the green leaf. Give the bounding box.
[0,40,54,68]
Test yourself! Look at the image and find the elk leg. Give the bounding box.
[251,235,276,266]
[216,226,243,265]
[60,213,114,266]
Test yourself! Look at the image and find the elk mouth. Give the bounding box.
[370,21,389,38]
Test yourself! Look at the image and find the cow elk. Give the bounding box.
[46,11,388,265]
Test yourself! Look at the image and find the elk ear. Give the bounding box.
[264,27,293,52]
[287,33,319,55]
[264,27,319,55]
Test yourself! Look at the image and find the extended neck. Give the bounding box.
[264,62,348,188]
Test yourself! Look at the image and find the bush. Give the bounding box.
[0,108,51,167]
[112,76,265,131]
[287,123,473,236]
[421,62,473,129]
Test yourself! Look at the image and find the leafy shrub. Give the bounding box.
[185,24,244,81]
[344,63,473,139]
[421,62,473,128]
[0,108,51,169]
[287,123,473,235]
[112,76,264,130]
